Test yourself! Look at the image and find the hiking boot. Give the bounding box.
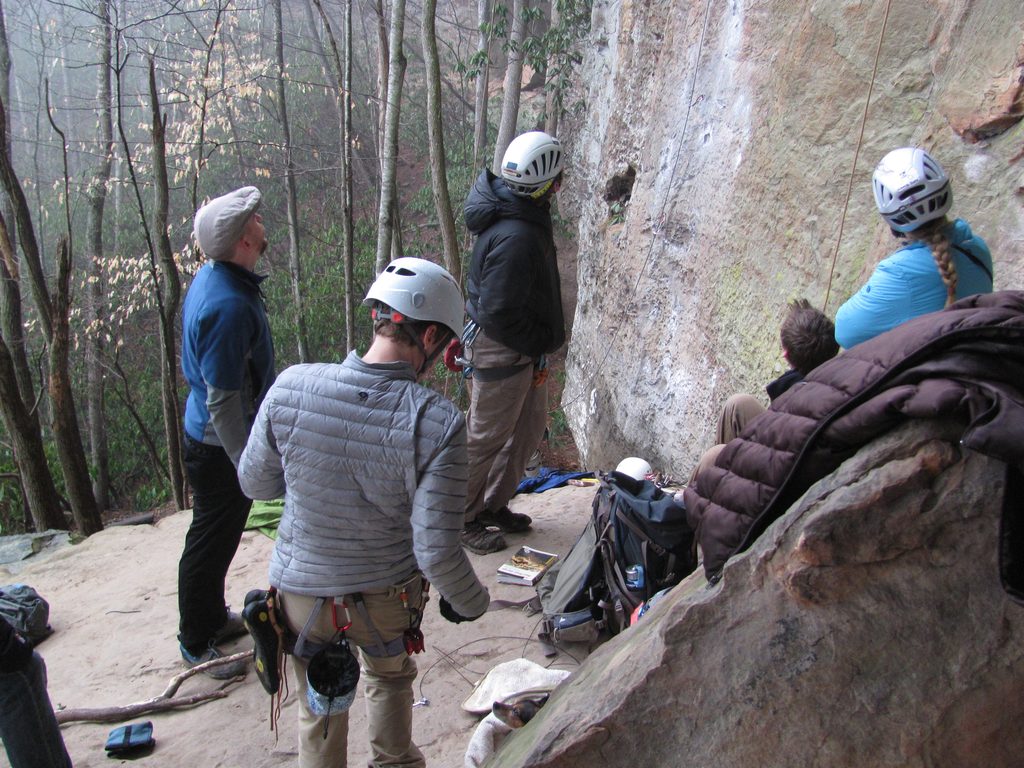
[477,506,532,533]
[461,520,507,555]
[181,642,249,680]
[213,610,248,644]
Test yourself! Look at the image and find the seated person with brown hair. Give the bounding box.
[690,299,839,482]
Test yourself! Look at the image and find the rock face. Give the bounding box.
[491,421,1024,767]
[558,0,1024,473]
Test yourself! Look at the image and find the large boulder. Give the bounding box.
[492,420,1024,767]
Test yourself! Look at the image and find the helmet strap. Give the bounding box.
[371,303,450,376]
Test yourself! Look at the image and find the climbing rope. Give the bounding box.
[822,0,894,311]
[555,0,717,415]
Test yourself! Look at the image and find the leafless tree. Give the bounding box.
[271,0,310,361]
[1,86,103,534]
[374,0,407,273]
[421,0,460,281]
[84,0,114,511]
[472,0,492,172]
[311,0,357,350]
[492,0,529,172]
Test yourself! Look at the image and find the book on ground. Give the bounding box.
[496,546,559,586]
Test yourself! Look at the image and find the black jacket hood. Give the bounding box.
[464,169,551,235]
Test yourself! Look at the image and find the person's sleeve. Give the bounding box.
[475,233,551,358]
[410,413,490,618]
[834,261,911,349]
[195,303,256,466]
[0,616,32,673]
[237,388,286,500]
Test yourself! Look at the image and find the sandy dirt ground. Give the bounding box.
[0,483,597,768]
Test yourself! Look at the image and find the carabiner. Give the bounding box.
[331,598,353,632]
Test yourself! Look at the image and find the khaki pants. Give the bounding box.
[690,394,765,484]
[465,331,548,520]
[277,575,426,768]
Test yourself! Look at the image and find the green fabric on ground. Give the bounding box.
[245,500,283,539]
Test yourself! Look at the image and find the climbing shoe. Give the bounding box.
[242,588,284,695]
[180,642,249,680]
[461,520,508,555]
[477,506,532,533]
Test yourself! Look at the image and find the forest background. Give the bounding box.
[0,0,588,536]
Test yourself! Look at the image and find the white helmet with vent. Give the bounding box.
[364,257,464,337]
[501,131,563,198]
[614,457,652,482]
[872,147,952,233]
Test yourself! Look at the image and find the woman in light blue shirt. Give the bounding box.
[835,147,993,349]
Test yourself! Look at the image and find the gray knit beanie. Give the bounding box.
[193,186,262,261]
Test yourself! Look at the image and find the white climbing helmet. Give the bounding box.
[614,457,652,482]
[501,131,563,198]
[871,147,952,233]
[364,257,464,337]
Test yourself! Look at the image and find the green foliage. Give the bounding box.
[267,217,379,366]
[609,200,626,225]
[549,407,570,439]
[538,0,594,117]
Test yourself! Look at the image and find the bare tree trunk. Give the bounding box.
[342,0,355,350]
[311,0,357,351]
[374,0,388,186]
[543,0,560,136]
[85,0,113,511]
[0,0,33,406]
[272,0,310,362]
[147,60,187,511]
[44,90,103,536]
[0,215,64,532]
[302,0,335,83]
[0,92,100,535]
[188,5,225,214]
[420,0,461,282]
[0,0,10,239]
[492,0,529,173]
[374,0,406,274]
[472,0,492,172]
[47,238,101,534]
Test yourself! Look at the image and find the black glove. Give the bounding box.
[438,596,479,624]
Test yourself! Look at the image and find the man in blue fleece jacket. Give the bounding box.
[177,186,275,678]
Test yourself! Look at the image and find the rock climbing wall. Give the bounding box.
[558,0,1024,474]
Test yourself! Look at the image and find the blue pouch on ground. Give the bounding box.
[105,721,155,757]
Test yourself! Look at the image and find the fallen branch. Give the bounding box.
[56,650,253,724]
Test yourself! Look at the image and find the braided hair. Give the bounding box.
[907,216,957,307]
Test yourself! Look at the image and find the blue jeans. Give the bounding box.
[178,434,252,652]
[0,651,72,768]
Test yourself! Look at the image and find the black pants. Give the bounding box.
[177,435,252,653]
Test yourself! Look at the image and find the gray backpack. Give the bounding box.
[0,584,52,644]
[534,473,697,649]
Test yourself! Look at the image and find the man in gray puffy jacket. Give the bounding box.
[238,257,489,768]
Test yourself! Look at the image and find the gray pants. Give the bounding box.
[690,393,765,484]
[465,331,548,520]
[278,575,426,768]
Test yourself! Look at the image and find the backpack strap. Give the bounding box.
[952,243,993,283]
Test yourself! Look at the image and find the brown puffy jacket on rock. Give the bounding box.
[685,291,1024,584]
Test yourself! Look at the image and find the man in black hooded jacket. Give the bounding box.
[459,131,567,554]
